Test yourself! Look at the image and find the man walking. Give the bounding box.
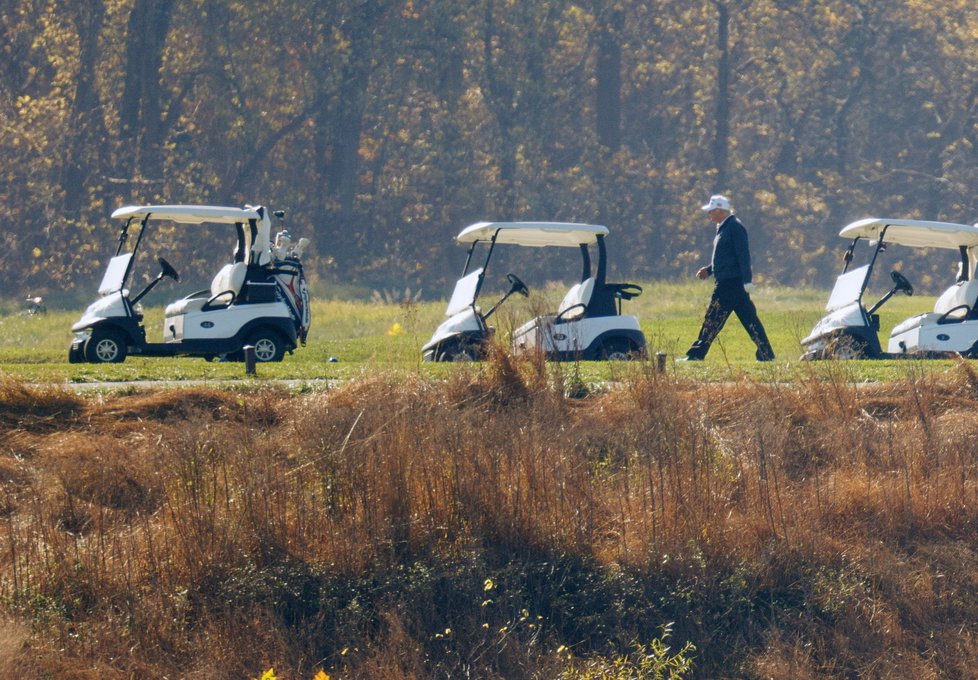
[679,194,775,362]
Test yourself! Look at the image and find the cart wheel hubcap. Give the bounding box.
[254,338,276,361]
[95,339,118,361]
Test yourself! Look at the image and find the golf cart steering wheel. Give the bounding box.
[158,256,180,282]
[507,273,529,297]
[890,270,913,296]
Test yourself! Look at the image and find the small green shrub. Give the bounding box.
[559,624,695,679]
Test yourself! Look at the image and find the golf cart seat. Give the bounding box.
[889,278,978,340]
[933,278,978,322]
[587,282,641,317]
[165,262,247,317]
[556,277,595,322]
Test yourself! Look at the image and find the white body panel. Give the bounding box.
[888,317,978,354]
[165,302,293,342]
[422,308,483,352]
[801,301,868,347]
[512,314,642,355]
[888,277,978,354]
[71,291,131,333]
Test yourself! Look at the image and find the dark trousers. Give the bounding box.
[686,279,775,360]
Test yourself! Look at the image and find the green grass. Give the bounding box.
[0,281,962,384]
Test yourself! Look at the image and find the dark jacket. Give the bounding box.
[706,214,752,284]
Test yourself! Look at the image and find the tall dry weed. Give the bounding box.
[3,366,978,676]
[0,377,82,433]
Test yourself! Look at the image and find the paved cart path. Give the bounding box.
[62,378,339,391]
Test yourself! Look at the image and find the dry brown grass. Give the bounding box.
[0,376,83,432]
[4,358,978,677]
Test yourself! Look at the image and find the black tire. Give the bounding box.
[598,338,637,361]
[437,341,479,362]
[247,329,287,362]
[84,329,127,363]
[68,342,84,364]
[824,334,869,360]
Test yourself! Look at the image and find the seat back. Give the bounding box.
[557,277,595,321]
[934,279,978,319]
[210,262,247,304]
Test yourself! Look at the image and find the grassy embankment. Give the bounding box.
[2,354,978,677]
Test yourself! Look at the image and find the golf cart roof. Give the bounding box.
[840,218,978,249]
[111,205,263,224]
[456,221,609,247]
[111,204,274,267]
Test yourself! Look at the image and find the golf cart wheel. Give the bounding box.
[84,330,127,363]
[247,330,286,362]
[598,338,637,361]
[824,334,868,360]
[437,341,479,362]
[68,342,84,364]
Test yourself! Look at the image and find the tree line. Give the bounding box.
[2,0,977,301]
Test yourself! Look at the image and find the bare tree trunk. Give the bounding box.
[64,1,108,213]
[322,70,369,226]
[482,0,519,217]
[314,2,391,261]
[117,0,175,197]
[139,0,174,185]
[712,0,730,191]
[833,20,872,179]
[595,6,623,151]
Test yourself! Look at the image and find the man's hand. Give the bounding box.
[696,267,711,280]
[743,282,755,293]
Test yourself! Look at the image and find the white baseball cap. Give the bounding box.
[701,194,731,212]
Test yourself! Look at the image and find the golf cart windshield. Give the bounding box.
[446,268,483,316]
[826,264,870,311]
[98,253,133,295]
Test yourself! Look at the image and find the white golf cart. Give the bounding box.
[69,204,311,364]
[422,221,646,361]
[801,217,978,359]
